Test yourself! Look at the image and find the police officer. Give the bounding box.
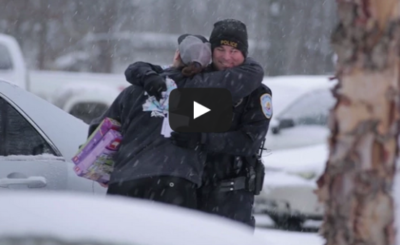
[173,20,271,229]
[126,19,271,228]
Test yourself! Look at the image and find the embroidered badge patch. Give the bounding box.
[260,93,273,119]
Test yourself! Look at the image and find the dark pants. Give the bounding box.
[197,183,255,229]
[107,176,197,209]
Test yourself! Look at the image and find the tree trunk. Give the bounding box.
[315,1,400,245]
[91,0,116,73]
[37,0,49,70]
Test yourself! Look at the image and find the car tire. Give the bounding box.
[270,215,305,231]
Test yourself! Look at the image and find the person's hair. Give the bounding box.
[181,62,203,77]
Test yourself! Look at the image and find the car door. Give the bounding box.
[0,96,68,191]
[266,88,335,150]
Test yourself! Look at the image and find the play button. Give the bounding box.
[169,88,232,132]
[193,101,210,119]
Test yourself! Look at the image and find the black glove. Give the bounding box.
[124,64,136,84]
[170,132,203,150]
[143,75,167,101]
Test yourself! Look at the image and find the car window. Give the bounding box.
[0,44,13,70]
[0,97,56,156]
[278,89,335,126]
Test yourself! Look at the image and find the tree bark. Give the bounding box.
[315,1,400,245]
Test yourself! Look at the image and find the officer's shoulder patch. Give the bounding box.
[260,93,272,119]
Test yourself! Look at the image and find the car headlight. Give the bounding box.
[290,171,316,180]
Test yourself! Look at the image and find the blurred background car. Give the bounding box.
[256,143,327,230]
[264,75,335,151]
[254,76,335,230]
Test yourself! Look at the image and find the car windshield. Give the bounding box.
[278,89,335,125]
[265,84,306,117]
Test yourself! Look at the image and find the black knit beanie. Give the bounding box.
[209,19,248,57]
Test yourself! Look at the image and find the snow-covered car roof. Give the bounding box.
[0,191,266,245]
[0,80,88,159]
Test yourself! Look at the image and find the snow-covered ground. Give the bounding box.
[255,212,323,245]
[254,214,324,245]
[255,228,324,245]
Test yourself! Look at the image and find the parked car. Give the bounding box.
[0,33,28,90]
[256,143,328,230]
[0,33,129,124]
[263,75,336,151]
[255,76,336,229]
[0,191,266,245]
[0,79,106,195]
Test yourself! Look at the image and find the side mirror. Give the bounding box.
[279,118,295,129]
[271,118,295,135]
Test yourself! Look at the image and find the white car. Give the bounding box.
[255,76,336,229]
[0,80,106,194]
[256,144,328,229]
[0,34,28,90]
[264,75,336,151]
[0,191,266,245]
